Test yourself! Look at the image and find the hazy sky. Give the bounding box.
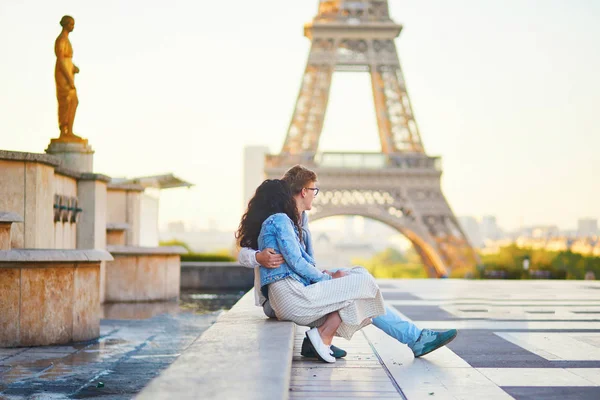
[1,0,598,232]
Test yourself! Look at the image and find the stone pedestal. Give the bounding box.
[0,249,113,347]
[105,246,186,303]
[45,139,94,173]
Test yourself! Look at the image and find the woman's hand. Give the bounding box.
[331,270,348,279]
[256,248,284,269]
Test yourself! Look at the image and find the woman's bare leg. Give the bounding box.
[318,312,341,346]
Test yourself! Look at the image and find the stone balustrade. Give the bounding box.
[0,249,113,347]
[104,246,187,303]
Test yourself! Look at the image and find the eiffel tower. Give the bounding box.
[265,0,478,277]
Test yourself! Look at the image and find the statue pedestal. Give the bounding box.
[45,138,94,173]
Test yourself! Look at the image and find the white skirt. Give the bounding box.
[267,267,385,340]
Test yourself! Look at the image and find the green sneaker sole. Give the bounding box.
[413,330,458,358]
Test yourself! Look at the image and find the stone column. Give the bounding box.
[77,174,109,303]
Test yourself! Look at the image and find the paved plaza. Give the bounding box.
[2,280,600,399]
[293,280,600,399]
[0,304,219,399]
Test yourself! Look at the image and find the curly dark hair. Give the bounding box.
[236,179,301,250]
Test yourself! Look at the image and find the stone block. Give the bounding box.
[104,252,181,303]
[107,230,126,246]
[77,180,107,251]
[105,256,138,302]
[0,269,20,347]
[0,224,10,250]
[20,267,74,346]
[164,256,181,300]
[0,160,25,248]
[136,256,165,301]
[24,162,55,248]
[107,190,127,225]
[72,266,100,342]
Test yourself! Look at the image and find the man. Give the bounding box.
[238,165,457,358]
[55,15,82,139]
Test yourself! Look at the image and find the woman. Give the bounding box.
[236,179,385,363]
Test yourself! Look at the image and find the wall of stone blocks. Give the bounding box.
[54,174,78,249]
[0,160,55,249]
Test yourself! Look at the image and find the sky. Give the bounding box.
[0,0,599,233]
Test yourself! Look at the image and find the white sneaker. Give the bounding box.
[305,327,335,363]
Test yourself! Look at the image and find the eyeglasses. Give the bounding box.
[305,187,319,196]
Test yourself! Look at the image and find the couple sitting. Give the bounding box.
[236,165,457,362]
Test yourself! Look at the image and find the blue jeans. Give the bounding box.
[372,305,422,348]
[327,267,422,347]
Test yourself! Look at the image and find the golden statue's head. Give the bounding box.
[60,15,75,32]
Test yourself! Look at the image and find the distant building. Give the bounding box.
[458,216,484,248]
[167,221,186,233]
[480,215,502,241]
[243,146,269,208]
[531,225,559,239]
[578,218,598,238]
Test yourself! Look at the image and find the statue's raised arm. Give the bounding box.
[54,15,82,140]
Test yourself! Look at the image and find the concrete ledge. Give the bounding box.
[0,149,60,167]
[0,249,113,264]
[107,245,188,255]
[107,182,145,192]
[181,262,254,290]
[106,222,130,231]
[55,167,112,183]
[0,212,24,223]
[136,290,295,400]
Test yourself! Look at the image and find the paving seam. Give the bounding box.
[361,330,407,400]
[0,329,122,392]
[71,334,157,396]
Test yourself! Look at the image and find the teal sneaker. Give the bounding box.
[301,337,347,359]
[410,329,458,358]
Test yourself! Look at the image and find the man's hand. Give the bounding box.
[256,248,284,269]
[331,270,348,279]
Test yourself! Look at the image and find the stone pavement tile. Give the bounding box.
[362,323,510,400]
[291,367,391,381]
[477,368,597,386]
[446,330,551,368]
[407,320,600,330]
[0,311,218,399]
[495,332,600,361]
[290,327,403,399]
[289,394,402,399]
[566,368,600,385]
[25,347,78,354]
[501,386,600,400]
[292,359,382,369]
[393,305,457,321]
[0,349,26,359]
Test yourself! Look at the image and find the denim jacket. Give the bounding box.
[258,213,331,297]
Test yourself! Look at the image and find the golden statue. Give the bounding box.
[54,15,83,141]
